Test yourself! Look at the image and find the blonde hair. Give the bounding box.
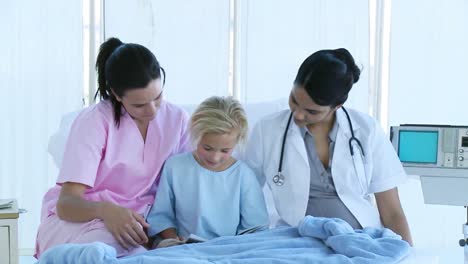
[190,96,248,146]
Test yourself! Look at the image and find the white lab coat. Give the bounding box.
[245,108,407,228]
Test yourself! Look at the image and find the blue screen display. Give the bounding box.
[398,130,438,163]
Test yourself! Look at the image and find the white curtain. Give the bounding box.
[388,0,468,250]
[0,0,83,252]
[104,0,231,105]
[105,0,372,112]
[238,0,371,113]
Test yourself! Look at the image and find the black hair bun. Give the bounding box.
[334,48,360,83]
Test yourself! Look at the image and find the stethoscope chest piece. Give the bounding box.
[273,172,285,186]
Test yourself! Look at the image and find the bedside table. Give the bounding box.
[0,199,19,264]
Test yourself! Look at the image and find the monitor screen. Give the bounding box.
[398,130,438,163]
[463,136,468,147]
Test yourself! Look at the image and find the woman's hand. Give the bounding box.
[99,202,150,250]
[57,183,151,249]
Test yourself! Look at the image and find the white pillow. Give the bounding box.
[243,98,289,133]
[48,111,81,169]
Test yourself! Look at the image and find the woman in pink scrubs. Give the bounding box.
[35,37,190,258]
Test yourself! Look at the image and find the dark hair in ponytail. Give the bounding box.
[94,37,165,127]
[293,48,361,107]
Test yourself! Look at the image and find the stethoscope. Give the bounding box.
[273,107,365,186]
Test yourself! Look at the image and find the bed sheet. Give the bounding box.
[37,215,412,264]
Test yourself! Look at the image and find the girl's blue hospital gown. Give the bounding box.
[147,152,269,240]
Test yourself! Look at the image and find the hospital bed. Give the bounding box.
[44,99,454,263]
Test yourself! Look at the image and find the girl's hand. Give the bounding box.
[154,238,184,249]
[99,202,150,250]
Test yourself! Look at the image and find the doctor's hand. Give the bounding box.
[99,201,150,250]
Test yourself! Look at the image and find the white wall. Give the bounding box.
[238,0,370,114]
[0,0,83,252]
[105,0,231,105]
[389,0,468,250]
[388,0,468,126]
[105,0,372,113]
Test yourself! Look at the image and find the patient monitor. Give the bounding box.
[391,124,468,261]
[390,124,468,206]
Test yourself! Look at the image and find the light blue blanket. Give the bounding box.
[37,216,410,264]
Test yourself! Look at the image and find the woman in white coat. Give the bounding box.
[245,48,413,245]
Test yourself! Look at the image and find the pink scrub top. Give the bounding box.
[40,100,190,221]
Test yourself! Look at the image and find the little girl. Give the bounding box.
[147,96,269,247]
